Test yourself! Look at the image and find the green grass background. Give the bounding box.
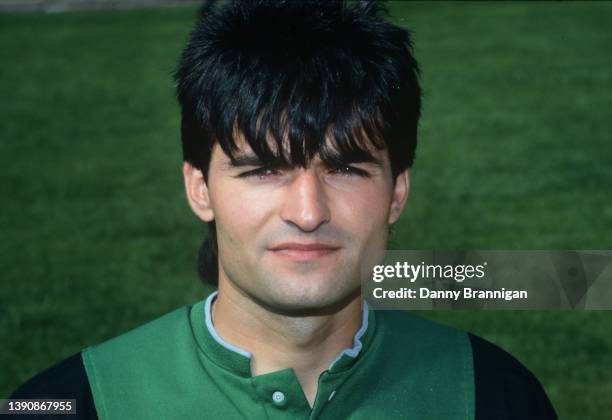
[1,2,611,418]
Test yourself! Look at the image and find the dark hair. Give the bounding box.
[175,0,422,285]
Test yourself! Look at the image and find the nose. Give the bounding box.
[280,169,331,232]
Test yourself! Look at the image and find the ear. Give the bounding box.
[183,162,214,222]
[388,170,410,224]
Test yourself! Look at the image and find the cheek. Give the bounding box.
[211,185,271,244]
[334,185,392,234]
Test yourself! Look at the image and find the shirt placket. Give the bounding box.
[251,368,312,419]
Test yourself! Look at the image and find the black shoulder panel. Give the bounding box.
[5,353,98,420]
[469,333,558,420]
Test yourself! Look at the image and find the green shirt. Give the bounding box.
[82,292,474,419]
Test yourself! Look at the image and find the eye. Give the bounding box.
[328,165,370,178]
[237,167,280,180]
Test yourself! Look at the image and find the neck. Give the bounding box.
[211,282,363,407]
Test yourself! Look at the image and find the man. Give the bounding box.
[8,1,557,419]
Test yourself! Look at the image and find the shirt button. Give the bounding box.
[272,391,286,406]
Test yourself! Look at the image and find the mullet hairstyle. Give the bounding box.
[175,0,422,285]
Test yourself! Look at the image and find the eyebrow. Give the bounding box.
[225,151,384,169]
[322,152,383,167]
[227,154,266,168]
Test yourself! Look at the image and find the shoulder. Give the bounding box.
[468,333,558,420]
[82,304,195,373]
[373,311,558,419]
[374,310,469,349]
[88,305,192,353]
[372,311,475,383]
[6,304,196,420]
[7,353,97,420]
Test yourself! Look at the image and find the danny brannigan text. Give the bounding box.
[372,287,529,301]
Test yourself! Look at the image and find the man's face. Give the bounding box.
[185,138,409,314]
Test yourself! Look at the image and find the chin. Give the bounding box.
[259,282,359,316]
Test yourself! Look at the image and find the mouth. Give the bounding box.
[267,242,341,262]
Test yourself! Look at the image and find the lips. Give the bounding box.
[268,242,341,261]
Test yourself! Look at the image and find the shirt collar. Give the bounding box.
[191,291,377,377]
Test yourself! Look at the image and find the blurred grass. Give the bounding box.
[0,2,611,418]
